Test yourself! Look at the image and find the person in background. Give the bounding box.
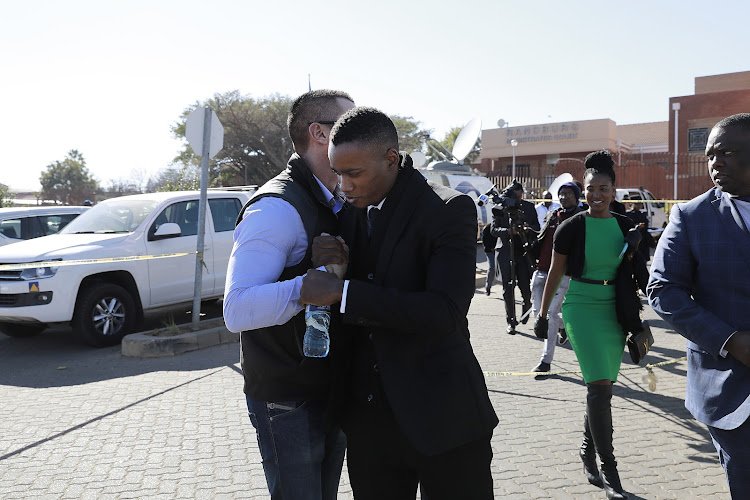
[648,113,750,498]
[223,89,355,500]
[609,197,626,216]
[300,107,498,500]
[535,190,559,227]
[491,181,540,334]
[528,181,583,374]
[481,223,497,295]
[625,202,655,262]
[536,150,646,499]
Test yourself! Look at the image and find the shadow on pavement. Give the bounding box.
[0,301,238,389]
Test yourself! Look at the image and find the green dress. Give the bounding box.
[562,216,626,383]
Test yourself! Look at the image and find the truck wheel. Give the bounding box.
[0,322,46,337]
[73,283,137,347]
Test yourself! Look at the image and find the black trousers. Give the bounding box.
[344,406,494,500]
[495,244,532,323]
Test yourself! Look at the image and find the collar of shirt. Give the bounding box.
[367,198,386,218]
[312,175,343,214]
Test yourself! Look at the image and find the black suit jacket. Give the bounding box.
[337,167,498,456]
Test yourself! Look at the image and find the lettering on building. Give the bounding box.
[506,122,579,144]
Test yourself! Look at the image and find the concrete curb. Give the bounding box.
[121,320,238,358]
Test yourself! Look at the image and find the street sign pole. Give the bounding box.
[192,108,212,331]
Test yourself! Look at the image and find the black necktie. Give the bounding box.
[367,207,379,236]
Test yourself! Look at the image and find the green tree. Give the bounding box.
[40,150,99,205]
[390,115,431,155]
[172,91,293,188]
[148,164,202,192]
[0,184,14,207]
[425,126,482,165]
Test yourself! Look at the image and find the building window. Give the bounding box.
[688,127,709,153]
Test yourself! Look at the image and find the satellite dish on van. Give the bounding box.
[410,151,427,167]
[452,117,482,162]
[497,119,506,128]
[548,173,575,203]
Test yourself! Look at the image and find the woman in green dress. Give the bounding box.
[536,150,636,500]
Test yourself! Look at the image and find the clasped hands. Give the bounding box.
[298,234,349,307]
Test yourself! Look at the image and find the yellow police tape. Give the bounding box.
[0,252,196,271]
[483,356,686,378]
[530,199,691,204]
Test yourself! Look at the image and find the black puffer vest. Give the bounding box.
[236,154,339,401]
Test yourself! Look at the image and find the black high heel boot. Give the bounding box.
[580,414,603,487]
[587,384,628,499]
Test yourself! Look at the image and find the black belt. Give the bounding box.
[572,277,615,286]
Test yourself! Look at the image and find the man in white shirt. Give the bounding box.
[535,190,559,227]
[223,89,354,500]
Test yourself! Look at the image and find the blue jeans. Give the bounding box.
[246,395,346,500]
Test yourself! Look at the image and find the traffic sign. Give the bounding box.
[185,107,224,159]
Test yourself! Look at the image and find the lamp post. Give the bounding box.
[672,102,680,200]
[511,139,518,180]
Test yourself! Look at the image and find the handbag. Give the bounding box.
[627,320,654,364]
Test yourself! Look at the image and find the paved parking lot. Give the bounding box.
[0,287,729,499]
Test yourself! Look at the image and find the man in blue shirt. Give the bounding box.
[224,89,354,500]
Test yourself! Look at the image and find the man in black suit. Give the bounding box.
[490,181,540,334]
[300,107,498,500]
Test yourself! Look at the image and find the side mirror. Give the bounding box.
[151,222,182,241]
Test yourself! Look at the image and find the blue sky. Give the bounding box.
[2,0,748,191]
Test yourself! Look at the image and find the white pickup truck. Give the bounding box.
[0,189,253,346]
[615,187,669,240]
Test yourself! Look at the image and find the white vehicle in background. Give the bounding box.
[418,166,496,228]
[415,117,496,231]
[0,188,254,346]
[616,187,669,240]
[0,206,89,246]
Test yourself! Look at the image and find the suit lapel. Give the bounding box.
[712,190,750,271]
[372,169,426,284]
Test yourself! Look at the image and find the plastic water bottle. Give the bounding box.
[303,304,331,357]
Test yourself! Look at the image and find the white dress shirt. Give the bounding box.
[223,176,340,333]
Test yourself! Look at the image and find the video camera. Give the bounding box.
[477,181,522,212]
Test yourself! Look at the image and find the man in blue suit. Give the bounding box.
[648,113,750,498]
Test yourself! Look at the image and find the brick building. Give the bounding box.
[477,71,750,201]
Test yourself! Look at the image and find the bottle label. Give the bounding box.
[307,304,331,313]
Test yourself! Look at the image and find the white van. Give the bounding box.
[615,188,668,239]
[417,164,496,231]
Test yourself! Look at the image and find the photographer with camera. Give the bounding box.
[488,180,540,334]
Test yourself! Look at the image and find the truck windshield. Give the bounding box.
[60,199,159,234]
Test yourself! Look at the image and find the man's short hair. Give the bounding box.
[287,90,353,153]
[714,113,750,132]
[330,107,398,150]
